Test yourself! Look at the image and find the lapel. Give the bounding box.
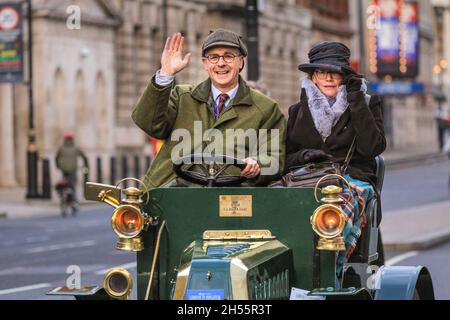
[191,76,253,128]
[229,76,254,107]
[191,78,212,103]
[214,107,238,128]
[293,89,324,144]
[328,108,350,139]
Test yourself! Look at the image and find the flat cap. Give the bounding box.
[202,28,248,57]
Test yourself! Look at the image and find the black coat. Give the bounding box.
[286,89,386,186]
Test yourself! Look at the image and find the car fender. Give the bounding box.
[372,265,434,300]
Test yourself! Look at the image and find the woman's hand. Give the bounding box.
[343,74,364,94]
[160,33,192,76]
[301,149,333,163]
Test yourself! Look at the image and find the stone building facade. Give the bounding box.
[358,0,438,150]
[0,0,120,188]
[0,0,358,191]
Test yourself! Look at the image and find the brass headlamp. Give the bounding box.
[85,179,153,252]
[103,268,133,300]
[310,185,346,251]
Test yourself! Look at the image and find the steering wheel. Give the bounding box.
[173,153,248,187]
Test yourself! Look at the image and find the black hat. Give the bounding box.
[202,29,248,57]
[298,41,353,74]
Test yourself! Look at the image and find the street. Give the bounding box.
[0,208,136,300]
[382,159,450,212]
[0,159,450,300]
[382,158,450,300]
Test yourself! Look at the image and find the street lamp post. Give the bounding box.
[246,0,259,81]
[357,0,367,75]
[434,60,448,151]
[162,0,168,44]
[25,0,39,199]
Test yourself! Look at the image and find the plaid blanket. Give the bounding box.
[335,175,375,281]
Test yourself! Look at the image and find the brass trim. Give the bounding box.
[202,240,267,253]
[172,265,191,300]
[100,191,121,208]
[229,240,290,299]
[317,236,346,251]
[122,187,144,205]
[230,258,249,300]
[116,237,144,252]
[219,195,252,217]
[203,230,274,240]
[84,182,121,206]
[145,220,166,300]
[103,268,133,300]
[321,185,343,194]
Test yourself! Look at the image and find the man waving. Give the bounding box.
[132,29,285,188]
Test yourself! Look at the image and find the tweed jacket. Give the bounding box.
[132,76,286,189]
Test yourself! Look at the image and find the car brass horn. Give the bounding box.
[310,174,353,251]
[103,268,133,300]
[84,178,153,252]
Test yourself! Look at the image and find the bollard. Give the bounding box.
[134,155,140,186]
[96,157,103,183]
[110,156,116,186]
[122,155,128,188]
[83,165,89,185]
[42,158,51,199]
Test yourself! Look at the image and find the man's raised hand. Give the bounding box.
[160,32,191,76]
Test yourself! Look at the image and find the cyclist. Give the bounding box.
[55,132,89,216]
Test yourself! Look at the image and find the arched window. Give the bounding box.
[75,70,90,148]
[53,68,66,145]
[95,72,108,150]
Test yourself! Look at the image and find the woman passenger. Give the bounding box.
[286,41,386,280]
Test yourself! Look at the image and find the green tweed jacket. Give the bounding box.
[132,75,286,189]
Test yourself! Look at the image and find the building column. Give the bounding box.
[443,5,450,89]
[0,84,18,187]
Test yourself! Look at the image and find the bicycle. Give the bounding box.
[55,178,78,217]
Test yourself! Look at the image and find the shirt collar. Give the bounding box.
[211,83,239,102]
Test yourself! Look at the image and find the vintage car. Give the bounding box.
[47,153,434,300]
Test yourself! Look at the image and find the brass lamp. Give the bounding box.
[85,181,151,252]
[109,187,150,251]
[103,268,133,300]
[310,185,346,251]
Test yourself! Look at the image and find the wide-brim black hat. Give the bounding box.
[298,41,354,74]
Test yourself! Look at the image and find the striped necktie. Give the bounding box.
[216,93,229,117]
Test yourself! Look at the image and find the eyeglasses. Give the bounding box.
[314,70,343,80]
[204,53,241,64]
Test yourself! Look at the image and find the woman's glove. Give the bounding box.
[301,149,333,163]
[343,73,364,94]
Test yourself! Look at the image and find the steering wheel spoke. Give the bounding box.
[173,153,247,187]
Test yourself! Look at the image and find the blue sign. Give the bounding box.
[368,81,424,95]
[374,0,419,78]
[185,289,225,300]
[0,2,24,83]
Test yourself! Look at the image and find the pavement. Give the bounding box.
[1,145,449,251]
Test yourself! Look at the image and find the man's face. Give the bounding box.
[202,47,244,92]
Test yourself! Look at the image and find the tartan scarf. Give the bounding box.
[335,175,375,284]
